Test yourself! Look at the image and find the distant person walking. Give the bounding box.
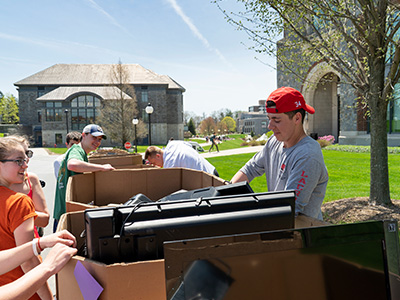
[209,134,219,152]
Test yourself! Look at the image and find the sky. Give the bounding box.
[0,0,277,116]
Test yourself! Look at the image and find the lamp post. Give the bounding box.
[64,109,69,135]
[132,117,138,153]
[145,103,154,145]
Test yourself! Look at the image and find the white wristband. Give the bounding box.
[32,238,40,256]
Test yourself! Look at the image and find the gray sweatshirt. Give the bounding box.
[240,135,328,220]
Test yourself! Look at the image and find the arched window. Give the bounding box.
[70,95,101,131]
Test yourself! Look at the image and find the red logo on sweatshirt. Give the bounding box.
[296,170,308,197]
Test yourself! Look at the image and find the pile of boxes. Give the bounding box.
[56,156,400,300]
[57,165,227,299]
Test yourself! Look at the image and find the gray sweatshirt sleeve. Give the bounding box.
[239,147,267,182]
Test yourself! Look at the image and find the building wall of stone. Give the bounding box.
[18,87,45,126]
[277,38,359,137]
[18,81,184,147]
[167,123,184,142]
[166,90,183,124]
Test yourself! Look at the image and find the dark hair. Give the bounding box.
[144,146,162,160]
[285,109,306,124]
[66,131,82,144]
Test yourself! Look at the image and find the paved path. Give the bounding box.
[200,145,263,158]
[26,148,59,295]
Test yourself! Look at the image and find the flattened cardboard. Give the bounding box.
[294,214,330,228]
[88,154,143,167]
[56,211,166,300]
[65,168,225,213]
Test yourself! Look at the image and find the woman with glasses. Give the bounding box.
[8,135,50,238]
[0,137,52,300]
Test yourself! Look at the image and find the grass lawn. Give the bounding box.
[206,150,400,203]
[47,137,400,202]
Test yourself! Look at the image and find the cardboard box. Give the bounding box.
[294,214,330,228]
[164,221,400,300]
[56,211,167,300]
[66,168,226,213]
[88,153,143,169]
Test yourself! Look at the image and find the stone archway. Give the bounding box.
[302,62,340,141]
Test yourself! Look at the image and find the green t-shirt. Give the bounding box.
[53,144,88,220]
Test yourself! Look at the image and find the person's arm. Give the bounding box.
[0,230,76,275]
[28,172,50,227]
[67,159,115,173]
[231,147,267,183]
[14,218,53,300]
[0,243,77,300]
[285,157,326,217]
[53,157,62,179]
[231,171,249,184]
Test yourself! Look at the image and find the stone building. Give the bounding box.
[277,43,400,146]
[14,64,185,146]
[237,100,268,136]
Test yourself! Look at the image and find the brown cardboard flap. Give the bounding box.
[295,214,330,229]
[66,201,95,214]
[88,154,142,166]
[146,168,183,199]
[66,172,95,204]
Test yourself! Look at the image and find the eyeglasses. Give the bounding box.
[0,159,29,166]
[26,150,33,159]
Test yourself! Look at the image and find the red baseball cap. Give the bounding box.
[266,87,315,114]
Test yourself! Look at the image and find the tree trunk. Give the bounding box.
[369,61,391,205]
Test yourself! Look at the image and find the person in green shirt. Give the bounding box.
[53,124,115,232]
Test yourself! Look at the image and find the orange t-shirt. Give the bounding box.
[0,186,39,300]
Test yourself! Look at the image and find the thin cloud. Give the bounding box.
[166,0,233,68]
[85,0,133,37]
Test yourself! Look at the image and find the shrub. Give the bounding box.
[317,135,335,148]
[317,139,332,148]
[241,140,266,147]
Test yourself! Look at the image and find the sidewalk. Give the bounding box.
[201,145,263,158]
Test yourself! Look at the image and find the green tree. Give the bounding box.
[218,0,400,205]
[188,118,196,136]
[0,93,19,124]
[97,61,147,147]
[220,116,236,133]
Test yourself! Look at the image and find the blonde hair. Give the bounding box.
[0,137,24,160]
[6,135,30,148]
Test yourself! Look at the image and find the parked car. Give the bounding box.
[187,141,205,152]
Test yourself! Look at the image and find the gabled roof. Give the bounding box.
[36,86,132,101]
[14,64,185,91]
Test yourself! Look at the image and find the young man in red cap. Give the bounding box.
[231,87,328,220]
[53,124,115,232]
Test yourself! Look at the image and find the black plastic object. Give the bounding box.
[84,190,295,264]
[157,181,254,202]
